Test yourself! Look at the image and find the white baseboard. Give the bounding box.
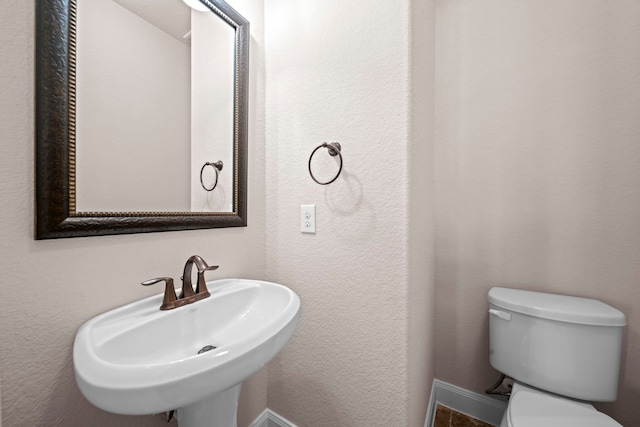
[249,409,299,427]
[424,379,508,427]
[250,380,505,427]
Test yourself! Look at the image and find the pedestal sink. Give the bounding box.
[73,279,301,427]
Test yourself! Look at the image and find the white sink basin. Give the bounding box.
[74,279,300,424]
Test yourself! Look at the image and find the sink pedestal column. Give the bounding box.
[177,384,242,427]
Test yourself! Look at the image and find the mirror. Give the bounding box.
[35,0,249,239]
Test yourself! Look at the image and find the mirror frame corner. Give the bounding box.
[35,0,249,239]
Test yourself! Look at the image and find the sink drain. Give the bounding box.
[197,345,217,354]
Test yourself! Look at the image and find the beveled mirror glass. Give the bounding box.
[35,0,249,239]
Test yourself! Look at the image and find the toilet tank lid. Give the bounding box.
[488,288,626,326]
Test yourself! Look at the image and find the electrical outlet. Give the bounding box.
[300,205,316,234]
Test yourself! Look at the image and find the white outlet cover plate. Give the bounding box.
[300,205,316,234]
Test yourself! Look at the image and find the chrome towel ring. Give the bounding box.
[200,160,223,191]
[308,142,343,185]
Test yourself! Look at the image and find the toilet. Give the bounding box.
[487,287,626,427]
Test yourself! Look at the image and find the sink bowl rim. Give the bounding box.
[73,278,301,414]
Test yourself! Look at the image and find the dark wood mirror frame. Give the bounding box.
[35,0,249,239]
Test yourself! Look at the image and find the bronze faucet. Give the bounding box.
[141,255,219,310]
[180,255,219,301]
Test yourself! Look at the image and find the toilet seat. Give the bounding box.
[507,389,622,427]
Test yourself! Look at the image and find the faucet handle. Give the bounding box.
[141,277,184,310]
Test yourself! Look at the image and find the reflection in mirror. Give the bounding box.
[34,0,249,239]
[190,7,235,212]
[75,0,235,213]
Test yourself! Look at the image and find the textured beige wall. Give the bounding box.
[408,1,436,426]
[0,0,266,426]
[435,1,640,425]
[264,1,435,426]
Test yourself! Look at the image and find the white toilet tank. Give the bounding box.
[488,287,626,402]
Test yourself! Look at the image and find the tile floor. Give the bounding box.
[433,404,495,427]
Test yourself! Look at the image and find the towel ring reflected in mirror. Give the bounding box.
[200,161,224,191]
